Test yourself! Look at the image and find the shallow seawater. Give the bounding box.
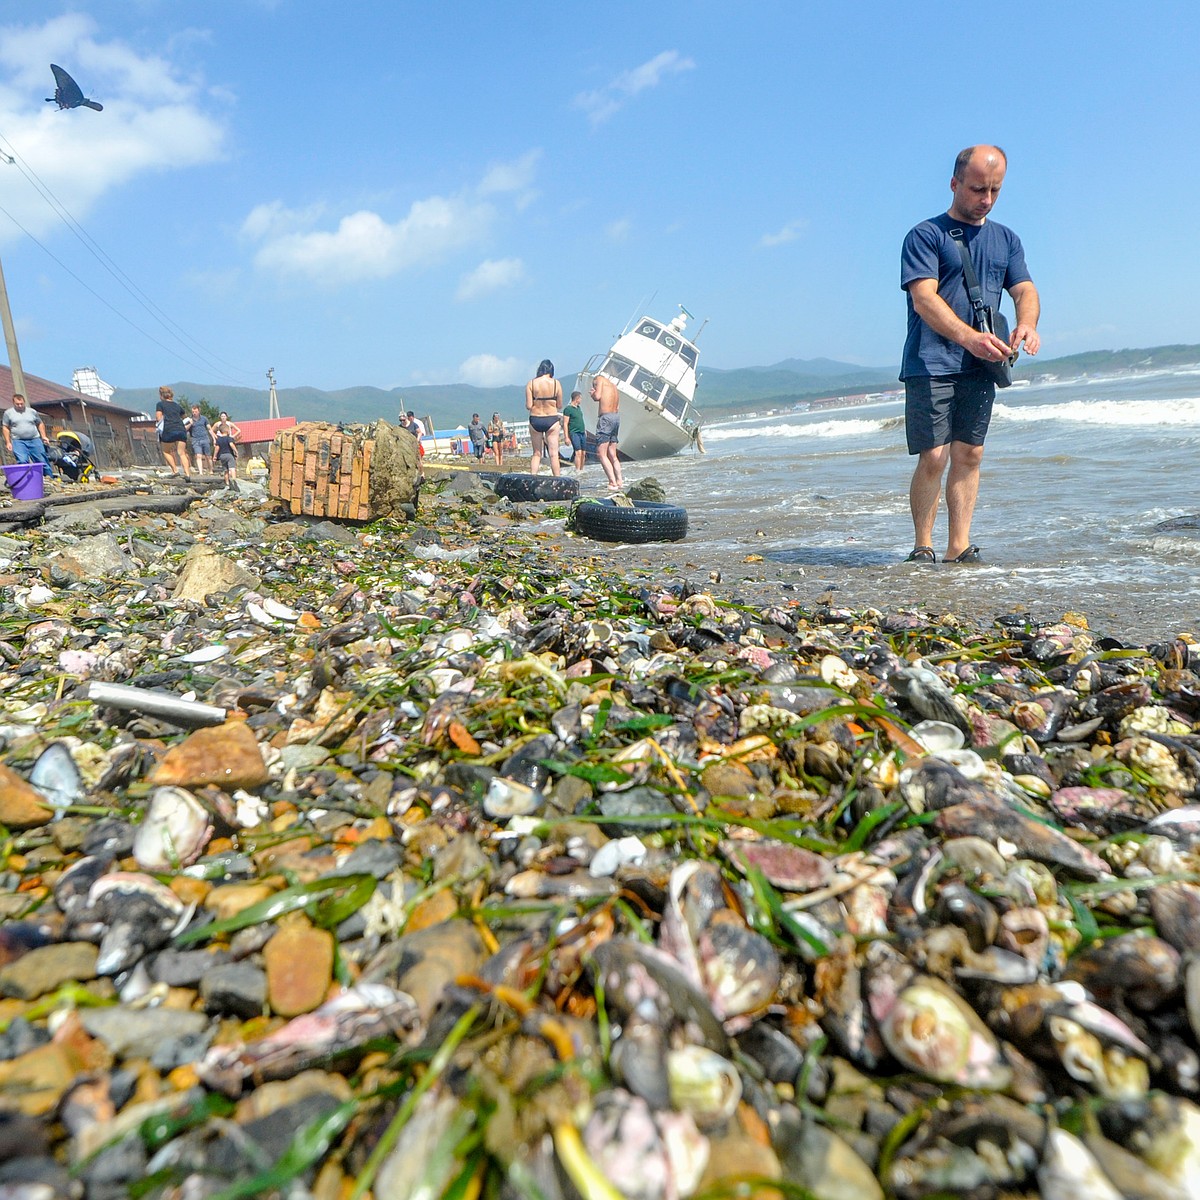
[574,367,1200,639]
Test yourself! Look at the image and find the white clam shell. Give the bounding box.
[483,777,544,819]
[666,1045,742,1127]
[133,786,213,871]
[909,720,965,754]
[179,645,230,664]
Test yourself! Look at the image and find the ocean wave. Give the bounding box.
[994,397,1200,427]
[702,415,903,442]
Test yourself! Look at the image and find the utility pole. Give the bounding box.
[267,367,279,420]
[0,253,27,399]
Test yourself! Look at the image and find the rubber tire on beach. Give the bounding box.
[572,499,688,544]
[494,473,580,502]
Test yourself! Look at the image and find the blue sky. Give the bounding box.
[0,1,1195,394]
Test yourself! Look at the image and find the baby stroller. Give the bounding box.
[51,430,95,483]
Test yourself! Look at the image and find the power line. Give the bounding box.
[0,130,257,385]
[0,199,243,381]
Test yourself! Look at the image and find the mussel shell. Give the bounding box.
[29,740,83,809]
[132,787,214,872]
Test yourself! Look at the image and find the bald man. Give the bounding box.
[900,144,1040,565]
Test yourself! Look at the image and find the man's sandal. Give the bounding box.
[905,546,937,564]
[947,545,981,564]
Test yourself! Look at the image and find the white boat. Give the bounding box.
[575,305,704,461]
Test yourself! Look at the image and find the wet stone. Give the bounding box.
[264,922,335,1016]
[78,1007,211,1061]
[0,942,98,1000]
[149,720,269,790]
[200,961,269,1019]
[596,786,680,835]
[0,763,55,830]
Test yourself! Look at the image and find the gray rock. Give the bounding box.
[150,947,233,987]
[0,942,98,1000]
[335,839,403,879]
[172,543,262,603]
[200,961,268,1018]
[597,786,679,835]
[297,520,359,545]
[50,533,135,581]
[78,1006,211,1059]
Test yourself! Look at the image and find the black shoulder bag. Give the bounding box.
[948,227,1016,388]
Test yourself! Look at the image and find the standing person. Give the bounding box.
[188,404,213,475]
[468,413,488,461]
[900,144,1040,565]
[525,360,563,476]
[2,393,53,478]
[487,412,506,467]
[218,411,242,443]
[590,374,623,489]
[213,419,238,486]
[156,386,192,477]
[562,390,588,473]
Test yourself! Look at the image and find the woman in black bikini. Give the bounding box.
[525,359,563,477]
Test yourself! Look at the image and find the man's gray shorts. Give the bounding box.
[904,372,995,454]
[596,412,620,444]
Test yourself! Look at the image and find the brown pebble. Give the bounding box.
[0,763,55,829]
[149,720,269,790]
[265,921,334,1016]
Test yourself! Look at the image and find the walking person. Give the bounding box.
[590,374,624,489]
[2,393,53,478]
[900,144,1039,564]
[188,404,213,475]
[218,412,242,443]
[487,412,506,467]
[525,359,563,476]
[156,386,192,477]
[213,419,238,487]
[468,413,488,461]
[562,391,588,473]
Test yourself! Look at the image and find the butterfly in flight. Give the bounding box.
[46,64,103,112]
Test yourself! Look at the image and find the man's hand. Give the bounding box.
[969,328,1014,362]
[1010,323,1040,356]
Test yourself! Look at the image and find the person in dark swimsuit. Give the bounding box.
[155,386,191,477]
[525,359,563,477]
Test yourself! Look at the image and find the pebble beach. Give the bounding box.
[3,465,1200,1199]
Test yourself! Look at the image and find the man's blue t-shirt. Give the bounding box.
[900,212,1031,380]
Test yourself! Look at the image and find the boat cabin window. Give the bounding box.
[634,320,697,368]
[602,353,637,382]
[636,321,662,340]
[663,387,690,419]
[631,368,668,403]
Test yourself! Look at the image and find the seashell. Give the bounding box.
[820,654,858,690]
[880,976,1011,1089]
[87,872,188,977]
[132,786,214,872]
[1115,736,1192,792]
[1098,1096,1200,1199]
[482,776,544,819]
[261,598,300,621]
[29,741,83,809]
[588,835,646,877]
[909,719,965,754]
[1119,705,1191,737]
[933,882,999,952]
[931,748,987,777]
[889,664,971,734]
[1038,1128,1123,1200]
[665,1045,742,1128]
[178,644,229,663]
[1146,806,1200,846]
[777,1113,884,1200]
[1048,1014,1150,1098]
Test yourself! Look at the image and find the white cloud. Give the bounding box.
[247,196,493,285]
[457,257,526,301]
[760,219,809,247]
[479,149,541,199]
[574,50,695,126]
[458,354,525,387]
[606,218,631,242]
[243,152,540,288]
[0,16,227,245]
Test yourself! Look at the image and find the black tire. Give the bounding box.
[494,473,580,502]
[572,499,688,544]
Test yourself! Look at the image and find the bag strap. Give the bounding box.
[947,227,986,317]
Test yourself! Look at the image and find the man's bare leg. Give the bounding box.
[909,444,950,550]
[944,441,984,560]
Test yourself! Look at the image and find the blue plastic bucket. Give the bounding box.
[2,463,45,501]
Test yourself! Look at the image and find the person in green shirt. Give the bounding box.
[561,390,587,473]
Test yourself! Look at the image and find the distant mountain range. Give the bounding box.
[110,343,1200,429]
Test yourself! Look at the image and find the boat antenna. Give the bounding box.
[693,317,709,341]
[621,290,656,336]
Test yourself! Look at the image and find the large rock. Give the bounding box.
[172,543,261,603]
[369,421,422,512]
[50,533,135,582]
